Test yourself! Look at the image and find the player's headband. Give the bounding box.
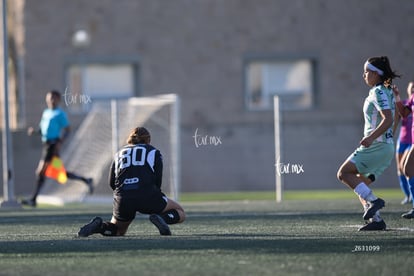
[365,61,384,76]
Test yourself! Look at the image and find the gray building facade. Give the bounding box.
[2,0,414,198]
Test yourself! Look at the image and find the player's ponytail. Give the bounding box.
[127,127,151,144]
[367,56,401,87]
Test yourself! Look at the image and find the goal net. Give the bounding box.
[38,94,180,205]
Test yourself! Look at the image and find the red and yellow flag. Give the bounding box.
[44,156,67,184]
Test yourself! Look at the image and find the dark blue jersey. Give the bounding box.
[109,144,163,197]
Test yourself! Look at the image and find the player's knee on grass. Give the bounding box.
[176,209,186,223]
[160,209,183,224]
[101,222,118,236]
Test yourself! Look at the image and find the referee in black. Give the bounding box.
[78,127,185,236]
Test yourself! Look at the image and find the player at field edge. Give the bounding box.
[21,90,94,207]
[392,80,414,219]
[78,127,186,237]
[394,81,413,205]
[337,56,400,231]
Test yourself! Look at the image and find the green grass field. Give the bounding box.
[1,189,413,276]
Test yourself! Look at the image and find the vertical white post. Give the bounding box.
[1,0,19,208]
[170,94,180,201]
[274,95,283,203]
[111,99,119,156]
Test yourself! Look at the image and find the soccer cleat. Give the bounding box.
[149,214,171,236]
[401,208,414,219]
[78,217,103,237]
[358,220,386,231]
[363,198,385,220]
[86,178,94,194]
[21,198,36,207]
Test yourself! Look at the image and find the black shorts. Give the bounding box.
[41,140,59,162]
[112,191,168,222]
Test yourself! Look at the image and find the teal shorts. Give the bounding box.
[348,142,395,179]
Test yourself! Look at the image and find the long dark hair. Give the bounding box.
[367,56,401,87]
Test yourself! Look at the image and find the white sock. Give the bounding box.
[354,183,377,202]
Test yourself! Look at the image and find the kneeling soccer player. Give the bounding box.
[78,127,185,237]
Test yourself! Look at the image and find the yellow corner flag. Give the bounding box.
[44,156,67,184]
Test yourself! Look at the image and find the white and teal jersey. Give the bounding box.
[363,84,395,144]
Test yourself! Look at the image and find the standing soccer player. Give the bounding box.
[393,80,414,218]
[337,56,400,231]
[21,90,93,207]
[78,127,186,237]
[394,82,413,205]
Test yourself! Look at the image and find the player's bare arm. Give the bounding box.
[360,109,393,147]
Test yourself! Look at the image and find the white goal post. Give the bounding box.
[274,95,283,202]
[111,94,181,201]
[39,94,181,205]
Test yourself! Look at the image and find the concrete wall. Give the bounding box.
[1,0,413,198]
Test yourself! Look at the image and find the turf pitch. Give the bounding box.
[0,190,413,276]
